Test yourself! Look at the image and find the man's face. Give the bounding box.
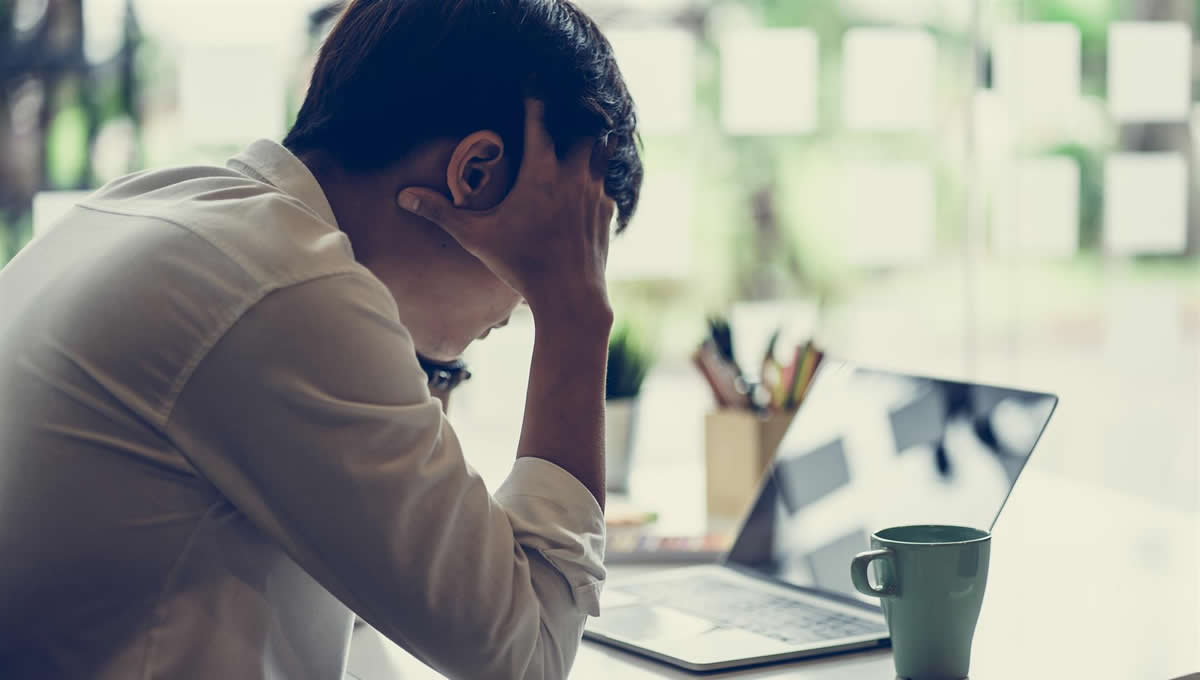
[360,136,524,362]
[430,145,524,356]
[439,254,524,352]
[363,232,523,362]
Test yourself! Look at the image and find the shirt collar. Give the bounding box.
[227,139,340,228]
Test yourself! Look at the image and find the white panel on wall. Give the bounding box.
[1192,103,1200,160]
[179,45,286,146]
[607,171,693,281]
[840,161,936,267]
[842,28,936,131]
[720,28,819,135]
[1105,152,1188,255]
[1108,22,1192,122]
[972,90,1014,167]
[992,157,1079,257]
[83,0,127,63]
[607,29,696,134]
[32,192,92,238]
[992,23,1081,128]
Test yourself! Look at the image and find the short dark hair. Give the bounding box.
[284,0,643,230]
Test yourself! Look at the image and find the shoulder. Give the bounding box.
[171,270,426,419]
[82,164,364,293]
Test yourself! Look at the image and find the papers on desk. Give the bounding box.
[605,530,730,565]
[605,498,729,565]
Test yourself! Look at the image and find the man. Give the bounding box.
[0,0,642,678]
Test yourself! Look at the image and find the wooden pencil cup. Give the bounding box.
[704,408,796,519]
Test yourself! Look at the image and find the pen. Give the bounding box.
[693,340,745,408]
[782,342,807,410]
[789,345,823,409]
[707,316,742,379]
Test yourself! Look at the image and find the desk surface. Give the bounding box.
[348,468,1199,679]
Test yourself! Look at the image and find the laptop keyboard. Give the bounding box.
[614,575,886,646]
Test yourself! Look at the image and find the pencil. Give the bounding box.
[782,342,808,410]
[791,347,822,408]
[692,351,730,408]
[773,353,796,408]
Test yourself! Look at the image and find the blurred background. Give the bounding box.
[0,0,1196,525]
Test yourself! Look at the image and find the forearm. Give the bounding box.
[517,312,612,508]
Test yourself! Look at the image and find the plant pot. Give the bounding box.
[604,397,639,493]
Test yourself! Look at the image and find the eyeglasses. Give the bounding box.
[416,354,473,392]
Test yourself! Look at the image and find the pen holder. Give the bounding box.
[704,408,796,519]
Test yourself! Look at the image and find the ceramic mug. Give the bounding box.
[851,525,991,680]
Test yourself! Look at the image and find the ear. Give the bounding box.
[446,131,506,209]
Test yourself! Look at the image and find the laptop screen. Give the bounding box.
[726,360,1057,601]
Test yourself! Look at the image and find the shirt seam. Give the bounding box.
[227,157,274,185]
[74,202,263,278]
[501,492,605,592]
[573,580,603,595]
[138,500,224,680]
[226,156,338,228]
[75,201,369,427]
[66,204,367,426]
[75,193,344,281]
[531,547,603,605]
[159,270,372,427]
[495,491,604,520]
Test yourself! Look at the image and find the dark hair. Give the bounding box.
[284,0,643,230]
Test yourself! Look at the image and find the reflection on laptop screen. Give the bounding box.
[726,360,1057,600]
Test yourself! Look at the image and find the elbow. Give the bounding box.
[512,614,582,680]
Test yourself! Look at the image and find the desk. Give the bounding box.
[347,468,1198,679]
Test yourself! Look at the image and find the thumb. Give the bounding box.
[396,188,476,237]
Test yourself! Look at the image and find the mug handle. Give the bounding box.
[851,548,898,598]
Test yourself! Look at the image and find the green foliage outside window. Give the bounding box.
[0,0,1194,284]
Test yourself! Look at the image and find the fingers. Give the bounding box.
[518,98,556,172]
[600,197,617,227]
[514,99,604,189]
[595,196,616,261]
[566,137,601,183]
[600,197,616,245]
[588,139,610,182]
[396,187,480,239]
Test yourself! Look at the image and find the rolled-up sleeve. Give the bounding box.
[164,272,605,680]
[497,457,606,616]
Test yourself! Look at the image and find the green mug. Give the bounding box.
[850,525,991,680]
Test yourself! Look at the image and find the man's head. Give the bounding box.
[284,0,643,359]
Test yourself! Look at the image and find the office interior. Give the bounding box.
[1,0,1197,678]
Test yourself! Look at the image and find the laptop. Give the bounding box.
[585,360,1058,672]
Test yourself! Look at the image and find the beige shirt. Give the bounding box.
[0,141,605,679]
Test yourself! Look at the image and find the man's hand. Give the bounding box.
[397,99,615,327]
[397,98,615,506]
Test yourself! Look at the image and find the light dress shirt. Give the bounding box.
[0,140,605,679]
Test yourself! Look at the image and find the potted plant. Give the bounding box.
[605,322,654,493]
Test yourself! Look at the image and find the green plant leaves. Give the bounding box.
[606,323,655,400]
